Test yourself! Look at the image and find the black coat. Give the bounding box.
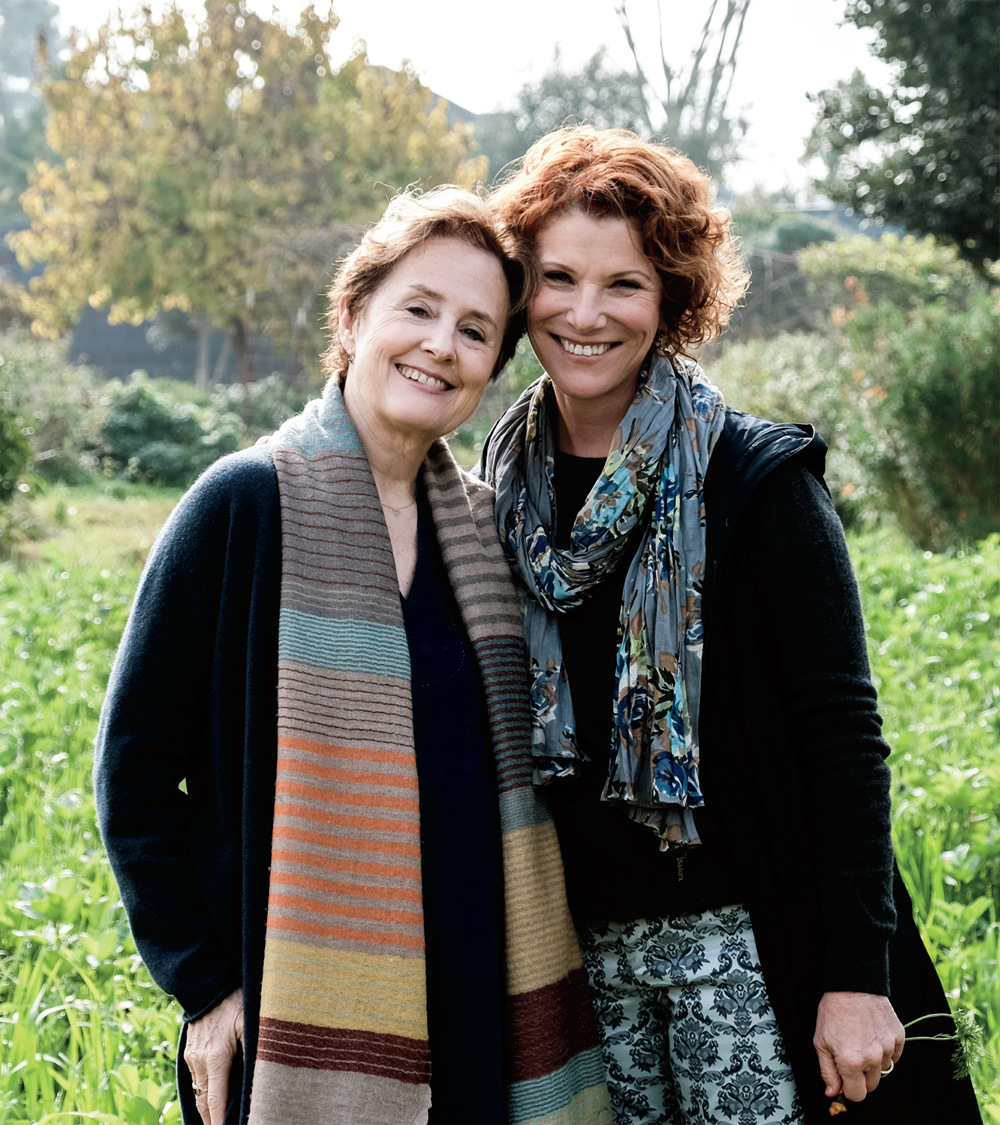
[700,409,981,1123]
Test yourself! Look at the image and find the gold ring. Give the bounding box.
[193,1085,207,1096]
[880,1060,894,1077]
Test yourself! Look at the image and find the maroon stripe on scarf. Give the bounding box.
[505,968,602,1083]
[256,1018,432,1084]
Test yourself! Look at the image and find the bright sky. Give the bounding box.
[55,0,894,194]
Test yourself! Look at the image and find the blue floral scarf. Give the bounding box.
[484,355,725,848]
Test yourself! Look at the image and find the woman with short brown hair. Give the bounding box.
[96,185,612,1125]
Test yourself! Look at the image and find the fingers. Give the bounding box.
[815,1043,843,1099]
[185,1046,232,1125]
[183,988,245,1125]
[814,991,906,1104]
[828,1049,885,1102]
[188,1075,211,1125]
[205,1050,232,1125]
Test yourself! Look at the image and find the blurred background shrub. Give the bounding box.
[95,376,243,488]
[705,232,999,549]
[0,332,312,494]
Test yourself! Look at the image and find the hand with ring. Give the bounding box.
[814,990,905,1104]
[183,988,245,1125]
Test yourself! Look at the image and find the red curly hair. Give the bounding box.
[492,127,749,356]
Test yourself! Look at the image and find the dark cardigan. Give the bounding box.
[94,447,282,1122]
[697,410,980,1124]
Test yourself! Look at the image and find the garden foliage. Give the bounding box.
[0,558,181,1123]
[1,523,996,1119]
[709,234,999,549]
[0,332,310,496]
[0,335,103,488]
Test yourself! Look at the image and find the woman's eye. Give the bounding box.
[462,326,486,343]
[406,305,429,317]
[543,270,572,284]
[611,278,641,290]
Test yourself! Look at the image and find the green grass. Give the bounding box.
[0,492,997,1121]
[850,528,1000,1118]
[0,552,181,1124]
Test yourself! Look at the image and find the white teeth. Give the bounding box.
[559,337,610,356]
[398,364,449,390]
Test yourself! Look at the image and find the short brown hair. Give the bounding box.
[492,127,749,356]
[324,186,528,382]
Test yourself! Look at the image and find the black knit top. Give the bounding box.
[547,450,742,922]
[401,487,504,1125]
[546,450,893,931]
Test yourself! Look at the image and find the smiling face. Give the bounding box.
[338,236,509,448]
[528,208,663,433]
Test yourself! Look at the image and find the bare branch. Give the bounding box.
[615,1,656,134]
[699,0,737,135]
[676,0,721,129]
[614,0,751,175]
[714,0,751,130]
[655,0,674,105]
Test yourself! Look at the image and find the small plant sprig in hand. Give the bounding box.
[827,1008,984,1116]
[902,1009,984,1079]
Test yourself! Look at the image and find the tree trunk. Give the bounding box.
[194,311,212,391]
[212,335,234,383]
[230,316,250,385]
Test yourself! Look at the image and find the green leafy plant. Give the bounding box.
[95,374,242,487]
[0,332,103,486]
[852,529,1000,1113]
[903,1009,985,1080]
[832,287,999,550]
[711,235,1000,549]
[0,412,32,504]
[1,557,181,1122]
[799,233,985,313]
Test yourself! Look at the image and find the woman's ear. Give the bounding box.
[338,295,356,358]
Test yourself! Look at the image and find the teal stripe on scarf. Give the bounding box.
[507,1049,610,1121]
[278,608,410,676]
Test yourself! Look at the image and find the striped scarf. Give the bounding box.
[248,381,611,1125]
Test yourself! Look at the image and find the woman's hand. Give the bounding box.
[813,990,905,1103]
[184,987,245,1125]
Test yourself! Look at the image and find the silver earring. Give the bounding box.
[654,332,670,356]
[347,354,354,364]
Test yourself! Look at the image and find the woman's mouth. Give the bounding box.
[555,335,613,357]
[397,363,451,390]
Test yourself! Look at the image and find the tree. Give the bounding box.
[253,223,363,383]
[471,1,752,182]
[10,1,485,386]
[808,0,1000,270]
[0,0,61,216]
[616,0,751,177]
[515,46,649,145]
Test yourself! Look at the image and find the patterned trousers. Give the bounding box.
[577,905,803,1125]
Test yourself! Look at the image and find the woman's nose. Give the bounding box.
[421,319,457,361]
[565,287,605,330]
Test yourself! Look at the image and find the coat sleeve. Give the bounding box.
[94,449,280,1021]
[742,459,896,996]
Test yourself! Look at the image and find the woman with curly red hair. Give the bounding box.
[483,128,979,1125]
